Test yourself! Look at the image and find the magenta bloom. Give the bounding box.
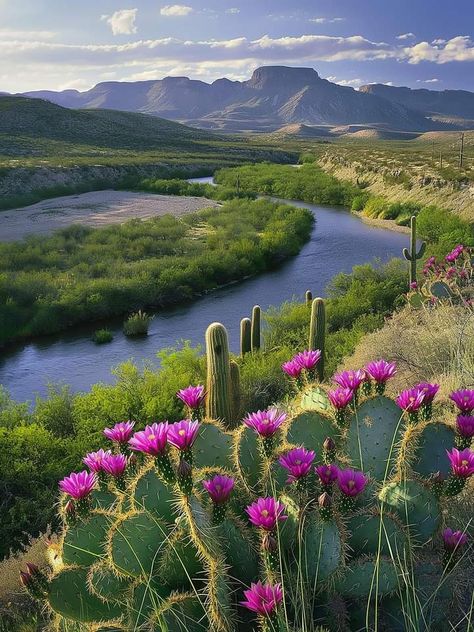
[333,369,365,391]
[447,448,474,478]
[396,387,426,413]
[443,528,468,551]
[450,389,474,414]
[202,474,235,504]
[456,415,474,438]
[282,359,303,379]
[294,349,321,371]
[241,581,283,617]
[243,409,287,438]
[129,422,169,456]
[246,497,288,531]
[365,360,397,384]
[315,463,339,486]
[103,421,135,444]
[59,471,97,500]
[337,468,368,497]
[416,382,440,404]
[102,453,127,478]
[328,387,353,409]
[445,245,464,263]
[409,281,418,290]
[177,385,206,409]
[167,420,200,450]
[278,447,315,483]
[83,449,112,473]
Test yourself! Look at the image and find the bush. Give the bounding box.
[92,328,113,344]
[123,310,153,337]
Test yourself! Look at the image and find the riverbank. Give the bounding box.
[356,212,411,234]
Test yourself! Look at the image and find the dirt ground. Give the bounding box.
[0,190,219,241]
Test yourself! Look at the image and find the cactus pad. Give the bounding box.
[347,513,406,558]
[62,513,110,567]
[235,426,262,492]
[88,564,131,603]
[286,411,337,454]
[159,530,203,588]
[334,558,398,599]
[411,423,455,478]
[302,515,341,584]
[218,518,259,584]
[133,468,177,524]
[430,281,453,299]
[300,386,331,414]
[193,422,234,470]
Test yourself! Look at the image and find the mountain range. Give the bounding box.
[9,66,474,133]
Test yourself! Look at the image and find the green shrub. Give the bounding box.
[123,310,153,337]
[92,328,113,344]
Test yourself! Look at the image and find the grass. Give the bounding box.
[123,310,153,337]
[92,328,113,344]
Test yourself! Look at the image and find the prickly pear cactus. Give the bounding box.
[25,361,472,632]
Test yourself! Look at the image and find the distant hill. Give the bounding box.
[17,66,443,133]
[360,83,474,123]
[0,95,216,150]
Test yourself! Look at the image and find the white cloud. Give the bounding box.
[160,5,193,16]
[326,75,364,87]
[101,9,138,35]
[417,78,440,83]
[0,29,56,40]
[226,8,240,14]
[310,17,344,24]
[403,36,474,64]
[396,32,415,40]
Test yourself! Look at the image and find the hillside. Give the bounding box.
[18,66,442,133]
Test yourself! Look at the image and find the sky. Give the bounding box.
[1,0,474,93]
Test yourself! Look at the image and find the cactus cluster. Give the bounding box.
[24,333,473,631]
[402,215,427,288]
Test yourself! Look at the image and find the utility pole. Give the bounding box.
[459,132,465,169]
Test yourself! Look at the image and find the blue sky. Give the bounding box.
[1,0,473,92]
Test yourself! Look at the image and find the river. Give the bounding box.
[0,179,409,402]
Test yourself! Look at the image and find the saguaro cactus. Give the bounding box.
[240,318,251,356]
[205,322,234,428]
[251,305,261,352]
[309,298,325,381]
[230,360,241,423]
[305,290,313,306]
[403,215,426,287]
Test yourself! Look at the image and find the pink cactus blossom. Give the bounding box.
[240,581,283,617]
[450,389,474,414]
[443,528,468,551]
[103,421,135,443]
[365,360,397,384]
[337,468,368,497]
[282,359,303,379]
[202,474,235,504]
[409,281,418,290]
[328,387,353,409]
[315,463,340,486]
[445,245,464,263]
[246,497,288,531]
[59,471,97,500]
[333,369,365,391]
[447,448,474,478]
[293,349,321,371]
[102,453,127,478]
[177,385,206,409]
[167,420,200,450]
[278,447,315,483]
[396,387,426,413]
[416,382,440,403]
[129,422,169,456]
[243,409,287,438]
[456,415,474,438]
[83,449,112,473]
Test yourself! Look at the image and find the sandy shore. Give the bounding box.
[356,212,412,234]
[0,190,219,242]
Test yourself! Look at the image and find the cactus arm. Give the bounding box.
[239,318,251,356]
[418,241,427,259]
[402,247,412,261]
[251,305,261,352]
[205,322,234,428]
[305,290,313,306]
[309,298,326,381]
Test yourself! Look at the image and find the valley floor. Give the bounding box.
[0,190,219,241]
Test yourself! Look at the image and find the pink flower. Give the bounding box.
[243,409,287,438]
[365,360,397,384]
[103,421,135,444]
[129,422,169,456]
[410,281,418,290]
[278,447,315,483]
[450,390,474,414]
[83,449,112,473]
[443,528,468,551]
[333,370,365,391]
[415,382,440,404]
[59,471,97,500]
[293,349,321,371]
[202,474,235,504]
[456,415,474,438]
[328,387,353,409]
[282,359,303,379]
[246,497,288,531]
[177,385,206,409]
[102,453,127,478]
[337,468,368,497]
[240,581,283,617]
[445,245,464,263]
[447,448,474,478]
[167,420,200,450]
[396,387,426,413]
[315,463,339,486]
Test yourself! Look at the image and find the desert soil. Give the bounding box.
[0,190,219,242]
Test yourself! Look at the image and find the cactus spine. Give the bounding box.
[240,318,251,356]
[305,290,313,306]
[251,305,261,352]
[309,298,326,381]
[403,215,426,287]
[205,323,234,428]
